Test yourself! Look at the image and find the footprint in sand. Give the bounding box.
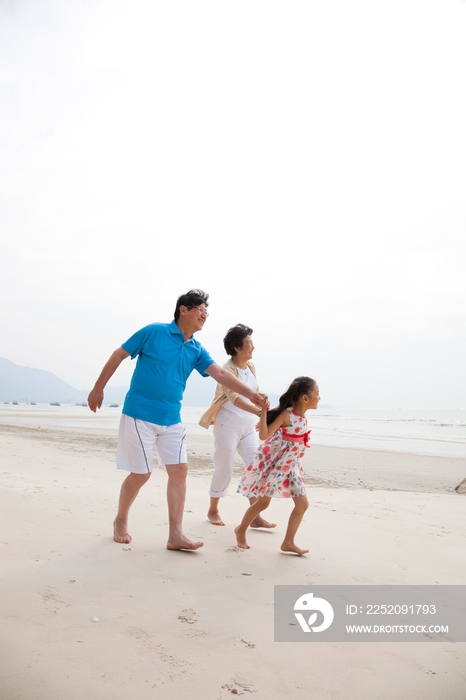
[178,608,199,625]
[127,627,190,673]
[222,672,256,695]
[178,609,207,637]
[38,586,70,615]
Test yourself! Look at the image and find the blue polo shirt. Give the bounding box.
[121,320,214,425]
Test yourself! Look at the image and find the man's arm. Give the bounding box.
[87,347,130,412]
[205,363,264,408]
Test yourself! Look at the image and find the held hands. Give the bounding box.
[251,392,269,411]
[254,393,269,431]
[250,391,263,409]
[258,393,270,410]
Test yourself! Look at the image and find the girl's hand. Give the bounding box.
[258,393,269,410]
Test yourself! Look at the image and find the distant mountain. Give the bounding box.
[0,357,286,408]
[0,357,110,403]
[0,357,216,406]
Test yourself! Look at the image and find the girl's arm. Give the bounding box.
[259,408,290,441]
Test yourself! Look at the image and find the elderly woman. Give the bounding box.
[199,324,275,528]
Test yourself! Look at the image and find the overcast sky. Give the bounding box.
[1,0,465,409]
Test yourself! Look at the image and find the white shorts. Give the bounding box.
[117,414,187,473]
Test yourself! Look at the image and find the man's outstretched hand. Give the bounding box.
[87,387,104,413]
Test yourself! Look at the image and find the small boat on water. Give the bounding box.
[50,402,60,406]
[109,403,119,408]
[12,401,18,405]
[75,403,87,407]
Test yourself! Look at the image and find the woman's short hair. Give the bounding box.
[223,324,253,356]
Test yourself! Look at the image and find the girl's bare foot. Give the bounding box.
[166,536,204,550]
[113,519,132,544]
[235,526,250,549]
[281,541,309,556]
[250,516,277,529]
[207,510,225,526]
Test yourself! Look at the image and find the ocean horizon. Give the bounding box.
[1,403,465,459]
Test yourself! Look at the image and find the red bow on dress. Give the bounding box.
[281,429,311,448]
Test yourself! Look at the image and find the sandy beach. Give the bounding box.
[1,420,465,700]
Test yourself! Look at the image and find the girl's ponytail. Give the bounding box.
[266,376,316,425]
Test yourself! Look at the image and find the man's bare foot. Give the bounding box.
[280,542,309,556]
[166,536,204,551]
[234,526,250,549]
[250,516,277,529]
[113,519,132,544]
[207,511,225,526]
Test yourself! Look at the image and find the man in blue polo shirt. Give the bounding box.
[88,289,263,551]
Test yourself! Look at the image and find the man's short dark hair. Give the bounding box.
[174,289,209,321]
[223,324,253,356]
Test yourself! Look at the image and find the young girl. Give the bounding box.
[235,376,320,555]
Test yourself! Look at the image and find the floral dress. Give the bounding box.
[237,408,310,498]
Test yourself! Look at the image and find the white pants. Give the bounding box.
[210,413,258,498]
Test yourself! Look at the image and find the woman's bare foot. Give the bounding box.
[250,516,277,529]
[113,519,132,544]
[166,536,204,551]
[234,526,250,549]
[281,541,309,556]
[207,510,225,526]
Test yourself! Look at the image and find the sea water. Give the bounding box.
[1,403,465,459]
